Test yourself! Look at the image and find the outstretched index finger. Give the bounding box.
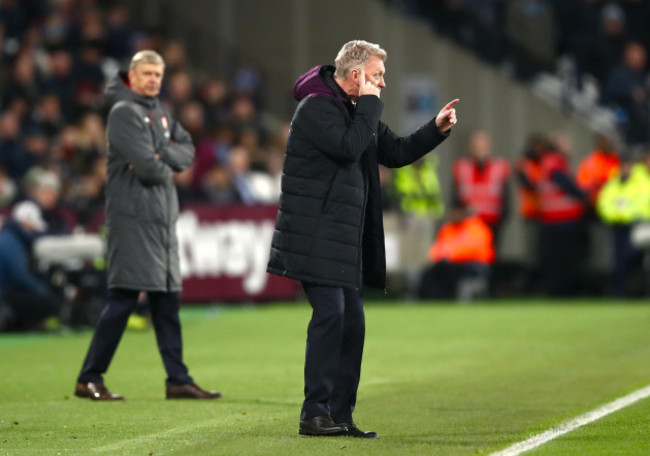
[442,99,460,111]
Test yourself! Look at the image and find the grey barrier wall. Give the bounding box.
[131,0,600,267]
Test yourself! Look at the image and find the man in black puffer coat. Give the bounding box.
[267,40,458,438]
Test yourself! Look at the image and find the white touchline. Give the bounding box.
[489,384,650,456]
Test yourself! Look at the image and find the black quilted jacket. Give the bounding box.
[267,65,449,290]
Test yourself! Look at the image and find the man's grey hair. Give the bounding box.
[334,40,387,80]
[129,50,165,72]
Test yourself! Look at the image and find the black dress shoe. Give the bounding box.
[74,382,124,401]
[338,423,378,439]
[299,416,348,436]
[166,383,222,399]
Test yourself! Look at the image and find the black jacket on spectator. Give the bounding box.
[267,65,449,290]
[104,72,194,292]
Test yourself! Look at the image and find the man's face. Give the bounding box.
[350,55,386,94]
[129,63,164,98]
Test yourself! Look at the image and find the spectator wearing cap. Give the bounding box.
[0,200,62,331]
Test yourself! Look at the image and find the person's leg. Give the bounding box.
[419,262,457,299]
[329,288,365,424]
[301,282,345,420]
[148,291,193,386]
[77,288,138,383]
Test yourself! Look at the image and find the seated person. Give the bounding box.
[419,202,495,300]
[0,201,62,331]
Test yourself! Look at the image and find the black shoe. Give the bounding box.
[299,416,348,436]
[338,423,378,439]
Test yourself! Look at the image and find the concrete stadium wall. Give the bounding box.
[133,0,598,265]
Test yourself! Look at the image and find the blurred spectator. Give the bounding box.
[393,157,444,216]
[165,69,193,115]
[24,167,74,234]
[29,93,66,140]
[238,126,265,171]
[418,201,494,300]
[0,110,28,180]
[597,150,650,297]
[0,200,62,332]
[2,50,40,108]
[194,122,235,187]
[162,40,190,73]
[227,145,275,204]
[67,155,107,226]
[537,132,589,296]
[576,133,620,204]
[514,133,549,292]
[0,0,28,61]
[230,95,260,133]
[452,129,510,245]
[41,49,76,118]
[505,0,556,79]
[515,133,546,221]
[198,77,230,126]
[178,101,206,142]
[201,165,236,205]
[585,3,629,83]
[104,4,134,60]
[601,42,649,144]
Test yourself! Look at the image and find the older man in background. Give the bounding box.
[74,50,220,401]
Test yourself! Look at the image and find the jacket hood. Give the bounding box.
[293,65,348,102]
[104,70,156,109]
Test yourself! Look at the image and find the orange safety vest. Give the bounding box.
[538,151,584,223]
[515,157,542,219]
[453,158,510,226]
[576,150,620,203]
[428,215,495,264]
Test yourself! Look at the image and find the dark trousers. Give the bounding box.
[611,225,643,297]
[77,288,192,386]
[2,289,61,331]
[301,282,365,424]
[418,261,489,299]
[539,221,587,297]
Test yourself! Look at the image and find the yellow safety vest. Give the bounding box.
[393,157,444,216]
[597,164,650,224]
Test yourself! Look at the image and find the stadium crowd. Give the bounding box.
[2,0,650,331]
[384,0,650,145]
[0,0,285,221]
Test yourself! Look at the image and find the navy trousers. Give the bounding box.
[301,282,365,424]
[77,288,193,386]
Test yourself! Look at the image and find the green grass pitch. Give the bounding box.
[1,301,649,455]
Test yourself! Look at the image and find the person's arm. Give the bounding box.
[551,170,588,200]
[107,102,172,186]
[376,99,457,168]
[4,245,49,296]
[500,180,511,222]
[515,166,536,190]
[157,119,195,172]
[295,94,383,164]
